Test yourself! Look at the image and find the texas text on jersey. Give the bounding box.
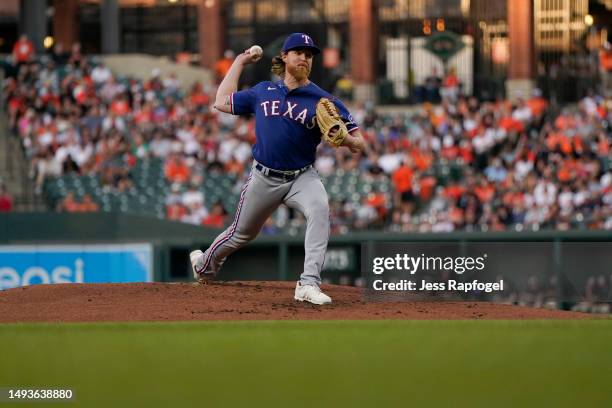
[231,80,359,171]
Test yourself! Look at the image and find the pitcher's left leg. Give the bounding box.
[284,169,330,287]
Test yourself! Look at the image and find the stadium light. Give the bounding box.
[43,36,54,49]
[423,19,432,35]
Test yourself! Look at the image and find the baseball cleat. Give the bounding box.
[294,281,332,305]
[189,250,213,285]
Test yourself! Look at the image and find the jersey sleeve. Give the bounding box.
[230,84,259,115]
[332,98,359,133]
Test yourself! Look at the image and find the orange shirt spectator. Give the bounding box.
[474,183,495,203]
[202,203,227,228]
[111,99,130,116]
[449,206,464,225]
[202,213,225,228]
[547,132,566,152]
[214,50,235,82]
[441,144,459,160]
[77,195,100,212]
[165,156,191,183]
[444,184,465,201]
[215,58,233,79]
[365,192,387,217]
[8,95,24,115]
[412,149,433,171]
[597,134,610,157]
[458,143,474,164]
[499,116,524,133]
[596,102,607,119]
[502,190,523,207]
[190,90,210,107]
[12,35,35,63]
[557,159,576,183]
[558,134,572,155]
[419,176,437,201]
[600,48,612,71]
[167,203,187,220]
[430,111,446,129]
[572,135,583,154]
[225,158,244,176]
[527,96,548,117]
[443,72,459,88]
[58,193,80,212]
[72,83,88,105]
[392,165,413,194]
[554,114,576,131]
[134,107,152,125]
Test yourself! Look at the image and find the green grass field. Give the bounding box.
[1,320,611,407]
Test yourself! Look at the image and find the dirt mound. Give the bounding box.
[0,281,590,322]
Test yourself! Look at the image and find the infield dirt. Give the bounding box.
[0,281,591,322]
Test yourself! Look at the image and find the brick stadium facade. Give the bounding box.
[2,0,608,102]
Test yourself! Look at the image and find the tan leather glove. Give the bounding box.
[316,97,349,148]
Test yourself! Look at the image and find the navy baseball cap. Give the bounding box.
[282,33,321,55]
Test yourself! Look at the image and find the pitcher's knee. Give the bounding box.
[305,198,329,221]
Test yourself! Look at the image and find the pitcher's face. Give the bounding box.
[283,48,313,81]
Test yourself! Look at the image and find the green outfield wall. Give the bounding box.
[1,213,611,308]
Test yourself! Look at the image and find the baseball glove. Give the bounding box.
[316,97,348,148]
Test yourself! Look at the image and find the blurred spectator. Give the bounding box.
[34,149,63,194]
[261,217,279,234]
[166,202,186,221]
[0,184,14,212]
[600,42,612,97]
[57,191,80,212]
[202,201,227,228]
[80,194,100,212]
[527,88,548,120]
[423,67,442,103]
[335,74,353,101]
[69,43,83,66]
[214,50,234,83]
[165,154,191,184]
[51,43,69,66]
[391,160,414,206]
[91,62,112,85]
[440,66,460,102]
[484,157,507,183]
[12,34,34,65]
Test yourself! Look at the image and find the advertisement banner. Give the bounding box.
[0,244,153,290]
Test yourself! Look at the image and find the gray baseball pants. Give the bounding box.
[198,161,329,286]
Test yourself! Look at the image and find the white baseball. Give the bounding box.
[249,45,263,59]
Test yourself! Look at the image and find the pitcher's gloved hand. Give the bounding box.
[316,97,349,148]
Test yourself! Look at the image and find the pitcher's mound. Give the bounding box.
[0,281,590,322]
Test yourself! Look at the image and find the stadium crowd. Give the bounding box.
[2,42,611,234]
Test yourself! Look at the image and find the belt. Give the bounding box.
[254,162,312,181]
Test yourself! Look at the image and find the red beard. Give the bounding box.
[287,64,310,81]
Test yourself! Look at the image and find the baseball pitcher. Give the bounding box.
[190,33,365,305]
